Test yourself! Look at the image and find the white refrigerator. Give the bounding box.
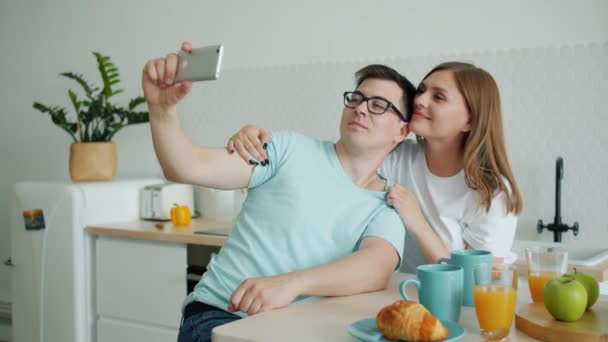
[9,178,163,342]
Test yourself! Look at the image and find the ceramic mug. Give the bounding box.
[437,250,493,307]
[400,264,464,322]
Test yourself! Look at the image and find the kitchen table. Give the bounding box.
[213,272,608,342]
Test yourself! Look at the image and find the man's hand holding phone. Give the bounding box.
[142,41,194,113]
[143,41,224,115]
[144,41,251,192]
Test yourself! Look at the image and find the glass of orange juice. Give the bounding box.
[473,263,518,341]
[525,247,568,303]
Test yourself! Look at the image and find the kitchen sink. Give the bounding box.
[512,239,608,267]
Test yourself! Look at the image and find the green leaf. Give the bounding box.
[110,89,124,97]
[33,102,50,113]
[94,52,120,99]
[128,97,146,110]
[126,111,149,124]
[32,102,78,142]
[59,72,97,100]
[68,89,81,113]
[36,52,149,142]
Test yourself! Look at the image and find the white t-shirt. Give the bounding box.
[380,139,518,273]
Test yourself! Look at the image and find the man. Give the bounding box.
[142,42,416,342]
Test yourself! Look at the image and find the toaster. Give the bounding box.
[140,183,194,220]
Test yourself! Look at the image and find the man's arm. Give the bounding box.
[143,41,253,189]
[149,108,253,189]
[228,237,398,315]
[296,237,398,296]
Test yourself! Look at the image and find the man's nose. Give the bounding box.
[355,101,369,115]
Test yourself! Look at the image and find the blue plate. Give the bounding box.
[348,317,465,342]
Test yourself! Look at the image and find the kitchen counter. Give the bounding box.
[86,222,608,341]
[86,221,608,289]
[86,218,232,247]
[86,222,608,282]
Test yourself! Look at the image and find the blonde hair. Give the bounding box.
[418,62,522,214]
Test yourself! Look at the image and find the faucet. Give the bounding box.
[537,157,579,242]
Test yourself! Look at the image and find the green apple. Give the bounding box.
[564,270,599,310]
[542,276,587,322]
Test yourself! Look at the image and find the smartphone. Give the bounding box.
[175,44,224,82]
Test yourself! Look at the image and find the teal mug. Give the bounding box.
[400,264,463,322]
[437,250,493,306]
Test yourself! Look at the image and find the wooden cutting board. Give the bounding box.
[515,299,608,341]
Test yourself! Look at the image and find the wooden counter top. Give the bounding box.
[86,220,608,281]
[86,218,232,246]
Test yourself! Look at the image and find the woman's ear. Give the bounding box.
[461,114,472,133]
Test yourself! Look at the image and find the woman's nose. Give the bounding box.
[414,94,427,108]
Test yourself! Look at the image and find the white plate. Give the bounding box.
[348,317,465,342]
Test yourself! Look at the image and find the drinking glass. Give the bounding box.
[473,263,518,341]
[525,247,568,303]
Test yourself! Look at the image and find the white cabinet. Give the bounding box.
[95,236,187,341]
[97,317,178,342]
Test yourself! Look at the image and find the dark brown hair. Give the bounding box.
[355,64,416,120]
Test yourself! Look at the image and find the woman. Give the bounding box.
[226,62,522,273]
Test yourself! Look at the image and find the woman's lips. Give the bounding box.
[412,112,430,120]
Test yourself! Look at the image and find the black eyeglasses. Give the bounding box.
[343,91,406,121]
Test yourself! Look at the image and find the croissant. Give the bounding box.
[376,300,449,342]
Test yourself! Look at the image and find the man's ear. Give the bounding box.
[395,122,410,143]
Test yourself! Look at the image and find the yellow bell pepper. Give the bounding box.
[170,204,191,225]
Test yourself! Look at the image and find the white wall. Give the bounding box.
[1,0,607,305]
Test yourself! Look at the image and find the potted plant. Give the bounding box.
[33,52,149,181]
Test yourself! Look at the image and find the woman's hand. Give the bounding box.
[226,125,270,165]
[386,183,426,233]
[227,273,302,315]
[388,183,451,263]
[142,41,193,113]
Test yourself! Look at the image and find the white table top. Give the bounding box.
[213,273,541,342]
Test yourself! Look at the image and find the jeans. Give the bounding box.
[177,309,241,342]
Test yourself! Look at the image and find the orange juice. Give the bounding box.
[528,271,561,303]
[473,285,517,332]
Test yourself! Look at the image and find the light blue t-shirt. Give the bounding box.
[183,131,405,317]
